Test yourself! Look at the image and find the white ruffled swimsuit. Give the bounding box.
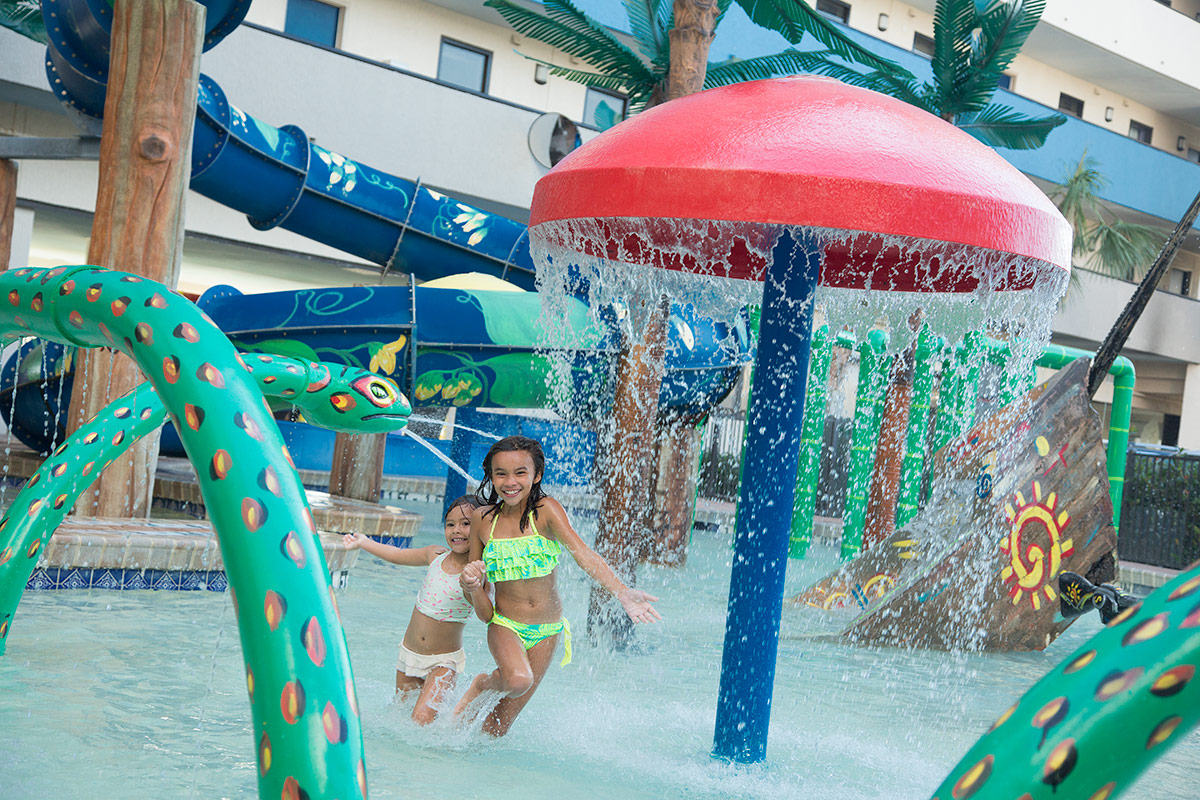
[415,552,473,623]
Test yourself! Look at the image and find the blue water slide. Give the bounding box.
[42,0,537,287]
[22,0,750,454]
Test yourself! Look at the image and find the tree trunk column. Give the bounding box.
[862,354,914,550]
[646,414,704,566]
[0,159,16,270]
[67,0,205,518]
[587,295,669,647]
[329,431,387,502]
[668,0,719,100]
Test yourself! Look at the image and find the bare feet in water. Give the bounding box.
[454,672,490,717]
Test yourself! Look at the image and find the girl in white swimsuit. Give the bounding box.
[343,494,480,724]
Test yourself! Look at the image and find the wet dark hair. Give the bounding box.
[475,435,547,532]
[443,494,482,521]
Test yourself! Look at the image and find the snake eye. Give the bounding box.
[352,375,399,408]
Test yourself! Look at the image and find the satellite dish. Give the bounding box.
[528,112,581,169]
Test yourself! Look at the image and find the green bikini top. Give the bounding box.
[483,511,561,583]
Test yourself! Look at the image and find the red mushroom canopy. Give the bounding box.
[529,76,1070,294]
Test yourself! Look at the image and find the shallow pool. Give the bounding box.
[1,499,1196,799]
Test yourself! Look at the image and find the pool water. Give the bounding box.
[1,499,1196,799]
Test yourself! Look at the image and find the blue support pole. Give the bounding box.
[443,406,479,517]
[713,230,821,763]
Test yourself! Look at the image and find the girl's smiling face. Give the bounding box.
[489,449,540,508]
[443,504,472,553]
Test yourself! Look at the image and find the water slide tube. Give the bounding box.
[31,0,748,442]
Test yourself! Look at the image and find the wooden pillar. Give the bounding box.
[587,295,669,647]
[0,159,16,270]
[66,0,204,518]
[862,352,914,550]
[328,431,386,502]
[646,415,704,566]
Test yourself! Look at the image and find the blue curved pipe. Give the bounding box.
[42,0,537,287]
[34,0,749,429]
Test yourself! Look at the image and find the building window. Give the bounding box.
[284,0,341,48]
[1169,268,1192,296]
[438,39,491,93]
[996,73,1014,91]
[1057,93,1084,118]
[1187,147,1200,164]
[912,33,935,58]
[583,88,627,131]
[816,0,851,23]
[1129,120,1154,145]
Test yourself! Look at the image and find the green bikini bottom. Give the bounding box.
[489,611,572,666]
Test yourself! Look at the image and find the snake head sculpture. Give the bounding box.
[242,354,412,434]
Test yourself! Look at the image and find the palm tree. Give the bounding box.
[809,0,1065,150]
[1049,153,1167,282]
[484,0,910,126]
[0,0,46,43]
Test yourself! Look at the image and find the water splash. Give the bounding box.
[401,427,478,487]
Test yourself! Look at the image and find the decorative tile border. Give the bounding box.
[27,567,230,592]
[25,566,361,592]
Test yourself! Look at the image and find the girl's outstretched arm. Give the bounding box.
[342,533,443,566]
[541,498,662,624]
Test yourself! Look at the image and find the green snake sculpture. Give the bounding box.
[0,264,408,799]
[0,350,411,653]
[932,561,1200,800]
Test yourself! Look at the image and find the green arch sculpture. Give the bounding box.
[0,265,394,799]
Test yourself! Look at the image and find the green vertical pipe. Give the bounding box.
[958,331,985,433]
[1036,344,1135,530]
[933,352,961,453]
[895,327,937,528]
[788,325,834,559]
[840,329,890,560]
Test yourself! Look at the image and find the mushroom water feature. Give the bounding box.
[527,76,1072,764]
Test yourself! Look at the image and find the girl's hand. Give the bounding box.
[459,560,487,593]
[618,588,662,624]
[342,532,365,550]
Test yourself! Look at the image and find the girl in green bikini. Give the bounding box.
[455,435,660,736]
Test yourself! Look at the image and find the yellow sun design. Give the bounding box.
[999,481,1073,610]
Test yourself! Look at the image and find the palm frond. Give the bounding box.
[801,53,935,113]
[520,53,648,95]
[654,0,675,45]
[1049,153,1107,253]
[1091,219,1168,281]
[733,0,913,76]
[953,104,1066,150]
[954,0,1044,112]
[930,0,976,112]
[703,49,855,87]
[622,0,664,62]
[0,0,46,43]
[485,0,655,84]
